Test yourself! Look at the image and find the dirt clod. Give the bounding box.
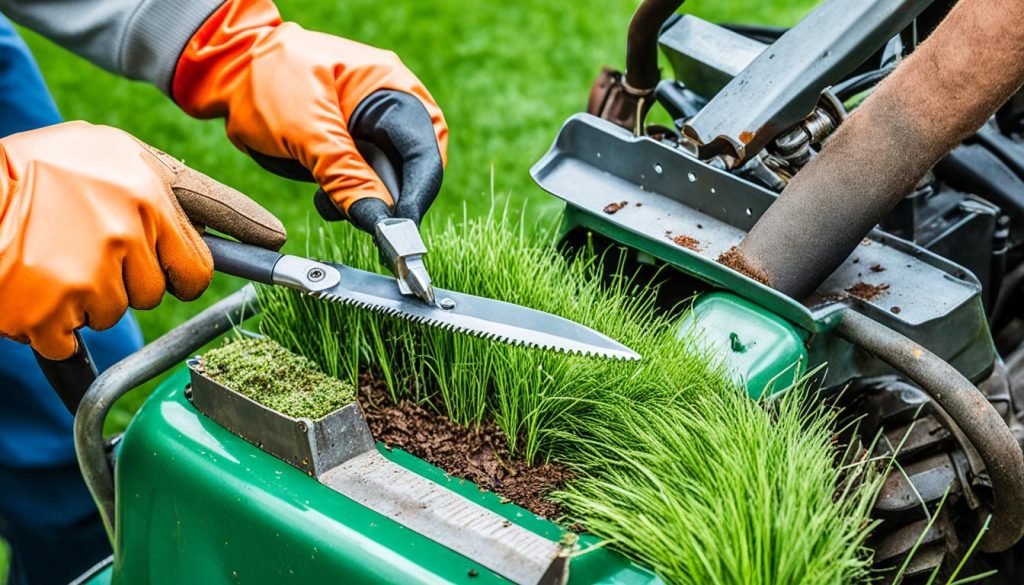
[671,234,702,252]
[603,201,628,214]
[357,374,571,519]
[718,246,770,285]
[845,282,890,301]
[869,264,886,273]
[890,306,902,314]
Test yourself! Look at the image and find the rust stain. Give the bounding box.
[739,131,755,144]
[603,201,628,214]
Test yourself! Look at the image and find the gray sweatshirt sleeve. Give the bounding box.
[0,0,225,94]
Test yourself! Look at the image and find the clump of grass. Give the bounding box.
[257,208,882,583]
[555,391,882,585]
[199,337,356,419]
[261,207,728,462]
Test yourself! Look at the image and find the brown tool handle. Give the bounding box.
[33,330,97,414]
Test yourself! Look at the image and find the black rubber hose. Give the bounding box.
[625,0,686,91]
[832,66,895,101]
[836,310,1024,553]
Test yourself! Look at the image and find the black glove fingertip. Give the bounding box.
[313,189,345,221]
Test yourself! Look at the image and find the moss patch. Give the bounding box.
[199,337,356,420]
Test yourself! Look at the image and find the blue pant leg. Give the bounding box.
[0,14,145,585]
[0,16,58,134]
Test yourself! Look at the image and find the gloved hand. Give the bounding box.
[172,0,448,232]
[0,121,286,360]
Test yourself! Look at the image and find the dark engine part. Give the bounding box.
[840,365,1024,584]
[580,1,1024,580]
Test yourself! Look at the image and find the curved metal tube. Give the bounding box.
[624,0,686,92]
[74,285,261,541]
[836,310,1024,552]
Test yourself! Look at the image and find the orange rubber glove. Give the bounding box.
[173,0,448,231]
[0,121,285,360]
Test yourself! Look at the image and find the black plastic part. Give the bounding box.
[33,330,97,414]
[654,80,705,121]
[202,233,283,285]
[937,144,1024,221]
[833,66,894,101]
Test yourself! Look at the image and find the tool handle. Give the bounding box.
[202,233,283,285]
[32,234,279,415]
[33,330,97,414]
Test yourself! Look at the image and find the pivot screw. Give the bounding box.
[306,268,326,282]
[439,298,456,310]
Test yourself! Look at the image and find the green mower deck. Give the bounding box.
[83,367,661,585]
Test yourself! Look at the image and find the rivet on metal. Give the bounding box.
[306,267,326,282]
[439,298,456,310]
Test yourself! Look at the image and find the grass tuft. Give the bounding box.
[261,207,730,462]
[554,390,882,584]
[258,209,883,583]
[199,336,356,419]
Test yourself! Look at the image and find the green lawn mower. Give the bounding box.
[46,0,1024,583]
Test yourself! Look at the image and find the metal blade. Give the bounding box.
[316,262,641,361]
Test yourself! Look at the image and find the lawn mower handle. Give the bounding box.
[75,285,260,541]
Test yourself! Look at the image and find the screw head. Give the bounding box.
[439,298,456,310]
[306,267,325,282]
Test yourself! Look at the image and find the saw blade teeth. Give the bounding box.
[313,288,639,361]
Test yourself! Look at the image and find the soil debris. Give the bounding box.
[671,234,702,252]
[890,306,902,314]
[603,201,628,214]
[845,282,890,301]
[869,263,886,273]
[357,374,571,519]
[717,246,770,285]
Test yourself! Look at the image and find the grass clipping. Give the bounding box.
[199,337,356,419]
[258,209,882,584]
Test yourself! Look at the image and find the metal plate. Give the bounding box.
[321,451,570,585]
[187,358,375,476]
[531,114,995,382]
[187,359,570,584]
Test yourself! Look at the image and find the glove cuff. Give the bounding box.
[172,0,282,118]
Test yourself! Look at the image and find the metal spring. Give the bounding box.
[804,108,837,144]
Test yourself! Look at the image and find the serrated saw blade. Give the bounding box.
[316,262,640,361]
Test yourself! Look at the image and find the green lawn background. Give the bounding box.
[1,1,813,581]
